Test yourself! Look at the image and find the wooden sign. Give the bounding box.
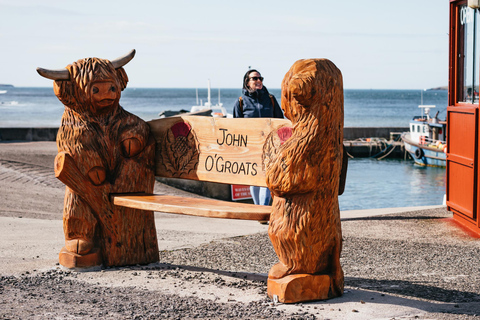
[148,116,292,187]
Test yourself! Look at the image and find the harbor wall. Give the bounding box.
[343,127,408,140]
[0,128,58,142]
[0,127,409,142]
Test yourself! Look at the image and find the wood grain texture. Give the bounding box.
[40,52,347,307]
[112,194,271,220]
[267,274,332,303]
[148,116,291,186]
[266,59,345,301]
[59,247,102,269]
[43,54,159,268]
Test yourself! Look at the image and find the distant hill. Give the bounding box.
[0,84,14,87]
[427,86,447,91]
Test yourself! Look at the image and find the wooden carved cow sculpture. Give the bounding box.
[265,59,346,303]
[37,50,159,268]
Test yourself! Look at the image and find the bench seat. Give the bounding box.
[112,193,271,220]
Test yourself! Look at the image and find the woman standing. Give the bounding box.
[233,69,283,205]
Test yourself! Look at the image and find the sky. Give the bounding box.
[0,0,449,89]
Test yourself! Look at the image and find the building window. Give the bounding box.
[460,5,480,103]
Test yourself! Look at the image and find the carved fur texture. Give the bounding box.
[266,59,344,297]
[53,56,159,267]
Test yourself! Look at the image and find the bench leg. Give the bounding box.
[59,247,102,269]
[267,274,333,303]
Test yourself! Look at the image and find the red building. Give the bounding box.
[447,0,480,236]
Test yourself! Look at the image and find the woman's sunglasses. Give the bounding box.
[249,76,264,81]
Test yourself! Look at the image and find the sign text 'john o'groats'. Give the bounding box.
[205,128,258,176]
[148,116,292,187]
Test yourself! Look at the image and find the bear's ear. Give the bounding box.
[289,75,315,108]
[321,76,343,110]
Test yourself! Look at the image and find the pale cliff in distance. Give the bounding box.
[427,86,448,90]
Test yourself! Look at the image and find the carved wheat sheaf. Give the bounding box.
[160,121,199,177]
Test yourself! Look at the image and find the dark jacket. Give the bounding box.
[233,87,283,119]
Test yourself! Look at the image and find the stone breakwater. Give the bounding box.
[0,127,59,141]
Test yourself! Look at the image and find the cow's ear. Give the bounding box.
[116,67,129,91]
[54,79,78,109]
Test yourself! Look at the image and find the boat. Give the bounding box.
[190,80,232,118]
[0,90,7,94]
[158,80,232,118]
[401,105,447,167]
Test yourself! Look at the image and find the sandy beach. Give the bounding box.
[1,141,479,319]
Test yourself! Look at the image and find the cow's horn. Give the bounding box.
[36,67,70,81]
[111,49,136,69]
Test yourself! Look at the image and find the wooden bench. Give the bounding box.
[52,114,291,269]
[110,115,292,220]
[41,52,346,304]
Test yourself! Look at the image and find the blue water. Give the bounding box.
[0,87,448,210]
[339,158,446,210]
[0,87,449,128]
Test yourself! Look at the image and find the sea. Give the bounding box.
[0,87,448,211]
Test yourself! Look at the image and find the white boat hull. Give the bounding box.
[402,133,446,167]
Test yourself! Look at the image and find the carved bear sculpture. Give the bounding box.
[265,59,345,302]
[37,50,159,268]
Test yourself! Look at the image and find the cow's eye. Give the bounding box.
[92,86,99,94]
[110,86,116,92]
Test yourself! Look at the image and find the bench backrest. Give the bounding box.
[148,116,292,187]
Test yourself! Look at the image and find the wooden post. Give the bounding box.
[37,50,159,268]
[265,59,345,303]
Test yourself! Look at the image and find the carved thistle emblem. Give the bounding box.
[160,121,199,177]
[262,125,292,171]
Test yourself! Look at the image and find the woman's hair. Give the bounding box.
[243,69,261,92]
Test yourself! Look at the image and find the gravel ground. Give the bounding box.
[2,209,479,319]
[1,142,480,319]
[0,270,290,319]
